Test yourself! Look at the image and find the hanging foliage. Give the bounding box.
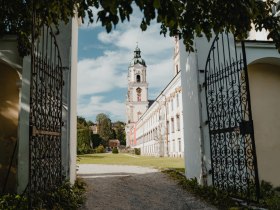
[1,0,280,56]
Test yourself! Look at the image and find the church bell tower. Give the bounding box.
[126,45,149,126]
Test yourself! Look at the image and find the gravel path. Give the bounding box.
[77,164,217,210]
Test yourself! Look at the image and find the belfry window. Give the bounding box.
[136,87,142,101]
[136,75,141,82]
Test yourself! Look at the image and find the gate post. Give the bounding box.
[181,37,214,184]
[241,41,260,200]
[17,56,31,193]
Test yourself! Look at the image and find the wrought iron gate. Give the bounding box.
[29,13,64,204]
[205,33,260,201]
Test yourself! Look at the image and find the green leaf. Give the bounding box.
[140,19,147,31]
[153,0,161,9]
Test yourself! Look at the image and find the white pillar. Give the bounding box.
[17,56,31,193]
[69,16,79,184]
[181,37,213,184]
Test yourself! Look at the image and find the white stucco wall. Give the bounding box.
[0,36,23,71]
[0,37,30,194]
[248,62,280,186]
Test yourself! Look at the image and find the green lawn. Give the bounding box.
[77,153,185,170]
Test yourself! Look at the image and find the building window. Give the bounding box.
[178,138,181,152]
[173,140,175,152]
[136,87,142,101]
[176,64,179,74]
[171,99,174,111]
[176,94,179,107]
[166,121,169,134]
[136,74,141,82]
[171,118,174,133]
[176,114,180,131]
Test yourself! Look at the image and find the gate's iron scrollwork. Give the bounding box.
[29,11,64,205]
[205,33,260,201]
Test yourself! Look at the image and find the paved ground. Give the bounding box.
[77,164,217,210]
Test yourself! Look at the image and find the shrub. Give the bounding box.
[112,147,119,154]
[41,178,87,210]
[259,181,280,210]
[0,178,87,210]
[77,128,92,154]
[0,194,28,210]
[134,148,141,155]
[95,145,105,153]
[91,134,102,148]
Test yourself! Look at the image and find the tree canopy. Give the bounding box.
[77,116,88,129]
[1,0,280,55]
[96,113,114,146]
[113,121,126,145]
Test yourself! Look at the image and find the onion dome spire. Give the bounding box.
[130,43,146,66]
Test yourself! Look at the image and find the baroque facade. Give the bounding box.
[125,42,184,157]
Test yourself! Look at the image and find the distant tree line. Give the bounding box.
[77,114,126,154]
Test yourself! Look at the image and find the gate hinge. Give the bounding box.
[199,82,206,91]
[62,66,70,71]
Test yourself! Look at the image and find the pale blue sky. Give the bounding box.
[77,8,174,123]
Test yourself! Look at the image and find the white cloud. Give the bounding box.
[78,96,125,121]
[82,44,106,51]
[97,24,174,57]
[148,59,173,92]
[77,6,175,122]
[77,46,173,97]
[97,30,121,43]
[77,51,129,96]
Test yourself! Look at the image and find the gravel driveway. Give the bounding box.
[77,164,217,210]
